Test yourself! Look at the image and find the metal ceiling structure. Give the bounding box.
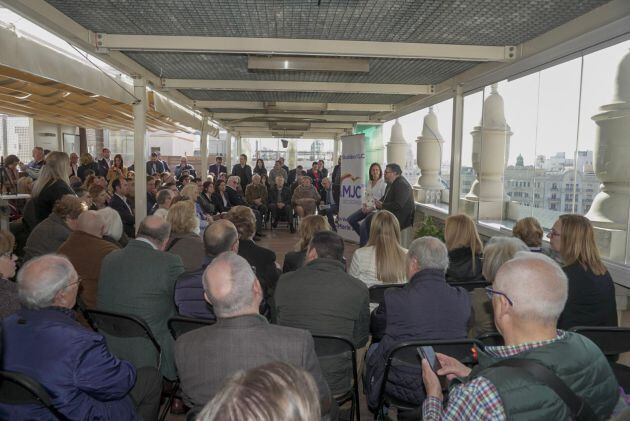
[2,0,628,140]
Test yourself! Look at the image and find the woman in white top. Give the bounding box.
[349,210,408,288]
[347,163,386,245]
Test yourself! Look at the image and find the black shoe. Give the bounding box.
[272,220,278,228]
[289,224,296,233]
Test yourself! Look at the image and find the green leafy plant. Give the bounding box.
[414,215,444,241]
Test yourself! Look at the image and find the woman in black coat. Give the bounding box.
[197,180,216,215]
[444,214,484,283]
[31,152,75,224]
[550,214,617,330]
[211,179,232,213]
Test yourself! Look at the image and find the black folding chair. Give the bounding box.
[168,316,215,340]
[312,335,360,421]
[569,326,630,391]
[0,370,68,420]
[448,280,490,292]
[85,310,172,421]
[375,339,483,420]
[368,284,405,305]
[476,331,504,348]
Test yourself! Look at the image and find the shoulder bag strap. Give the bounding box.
[490,358,598,421]
[165,237,182,252]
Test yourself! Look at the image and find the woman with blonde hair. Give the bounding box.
[31,151,74,223]
[197,362,320,421]
[444,214,484,283]
[77,152,99,181]
[549,214,616,329]
[181,183,212,230]
[166,200,205,272]
[512,216,544,252]
[283,215,330,273]
[349,210,407,287]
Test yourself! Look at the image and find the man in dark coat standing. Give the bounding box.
[231,154,252,192]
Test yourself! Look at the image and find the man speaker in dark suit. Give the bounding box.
[109,178,135,238]
[174,252,334,417]
[375,163,415,231]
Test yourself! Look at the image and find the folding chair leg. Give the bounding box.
[158,380,179,421]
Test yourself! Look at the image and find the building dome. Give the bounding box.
[481,84,511,131]
[421,107,443,141]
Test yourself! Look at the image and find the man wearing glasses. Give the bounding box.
[372,163,414,245]
[421,252,619,420]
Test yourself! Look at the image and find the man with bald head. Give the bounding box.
[98,215,185,381]
[175,252,334,418]
[421,252,619,420]
[175,219,239,320]
[57,211,119,309]
[1,254,161,420]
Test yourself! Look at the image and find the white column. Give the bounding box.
[415,107,445,203]
[464,84,512,220]
[332,135,341,163]
[133,77,148,231]
[386,119,407,167]
[199,113,209,179]
[225,133,232,170]
[586,49,630,261]
[449,85,464,215]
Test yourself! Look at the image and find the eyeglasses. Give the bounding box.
[546,229,561,238]
[485,287,514,306]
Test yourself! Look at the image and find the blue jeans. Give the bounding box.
[359,212,375,246]
[347,208,369,236]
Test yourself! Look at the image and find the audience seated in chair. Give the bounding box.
[166,200,206,272]
[0,254,161,420]
[174,252,334,417]
[152,188,175,220]
[228,206,280,309]
[196,362,321,421]
[549,214,618,330]
[23,195,84,262]
[275,230,370,396]
[420,252,619,420]
[245,174,269,226]
[318,177,338,231]
[97,215,185,381]
[109,178,135,239]
[95,206,128,248]
[226,176,264,238]
[469,237,528,338]
[175,219,239,320]
[364,236,472,410]
[292,176,320,218]
[349,210,407,288]
[57,211,120,310]
[512,216,545,253]
[283,215,329,273]
[268,175,294,232]
[444,214,485,283]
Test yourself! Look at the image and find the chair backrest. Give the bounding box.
[569,326,630,356]
[476,331,505,348]
[168,317,215,340]
[448,280,490,292]
[312,334,355,358]
[0,370,67,420]
[368,283,405,304]
[85,309,161,368]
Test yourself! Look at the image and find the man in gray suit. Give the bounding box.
[98,215,185,381]
[174,252,334,418]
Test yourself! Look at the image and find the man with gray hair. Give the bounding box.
[1,254,161,420]
[174,251,334,418]
[174,219,240,320]
[226,174,265,238]
[98,215,185,381]
[364,236,472,410]
[421,252,619,420]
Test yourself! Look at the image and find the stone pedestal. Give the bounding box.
[414,107,445,204]
[464,84,512,220]
[387,119,407,167]
[287,141,297,169]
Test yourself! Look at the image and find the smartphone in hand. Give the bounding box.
[417,346,442,372]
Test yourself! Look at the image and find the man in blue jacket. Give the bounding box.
[1,254,161,420]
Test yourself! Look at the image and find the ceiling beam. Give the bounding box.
[96,34,517,62]
[248,56,370,72]
[228,121,354,129]
[236,130,340,139]
[194,100,393,112]
[164,80,432,95]
[214,113,378,122]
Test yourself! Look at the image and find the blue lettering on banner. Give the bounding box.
[342,184,362,199]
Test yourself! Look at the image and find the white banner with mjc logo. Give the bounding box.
[338,134,366,242]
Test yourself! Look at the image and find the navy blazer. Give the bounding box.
[145,160,165,175]
[108,194,135,238]
[211,191,231,213]
[208,163,227,177]
[226,186,247,206]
